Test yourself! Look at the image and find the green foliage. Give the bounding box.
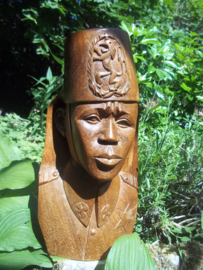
[0,158,52,270]
[0,135,22,170]
[0,113,45,163]
[105,232,157,270]
[120,19,203,123]
[135,100,203,244]
[28,66,63,131]
[0,159,38,190]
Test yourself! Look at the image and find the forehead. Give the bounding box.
[71,102,138,115]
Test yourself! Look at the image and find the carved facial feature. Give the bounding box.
[67,101,138,184]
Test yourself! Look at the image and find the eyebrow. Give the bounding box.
[97,107,128,116]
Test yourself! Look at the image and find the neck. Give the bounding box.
[70,158,112,188]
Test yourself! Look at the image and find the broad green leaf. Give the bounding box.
[0,159,38,191]
[155,69,166,80]
[46,67,53,81]
[188,95,194,101]
[105,233,157,270]
[50,254,69,262]
[148,66,156,73]
[201,212,203,230]
[120,21,132,36]
[181,236,191,242]
[0,134,22,170]
[141,38,160,45]
[0,195,29,215]
[165,61,180,69]
[0,249,52,270]
[29,249,53,268]
[0,250,38,270]
[180,83,191,92]
[196,95,203,102]
[155,87,165,100]
[190,31,198,36]
[0,209,41,251]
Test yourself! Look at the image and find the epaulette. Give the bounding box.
[39,168,59,186]
[120,172,138,190]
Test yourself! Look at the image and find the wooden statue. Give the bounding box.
[38,28,139,261]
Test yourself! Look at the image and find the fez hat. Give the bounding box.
[39,28,139,185]
[61,28,139,103]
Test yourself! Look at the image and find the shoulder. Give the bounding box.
[39,167,60,186]
[119,172,138,190]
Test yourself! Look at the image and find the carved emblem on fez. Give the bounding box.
[88,34,130,98]
[75,202,89,218]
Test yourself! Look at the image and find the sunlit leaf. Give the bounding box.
[0,135,22,170]
[180,83,191,92]
[46,67,53,81]
[105,233,157,270]
[0,249,52,270]
[141,38,160,45]
[196,95,203,102]
[0,159,38,191]
[0,209,41,251]
[51,53,64,66]
[120,21,132,36]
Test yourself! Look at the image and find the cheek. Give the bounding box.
[119,128,136,150]
[73,121,100,159]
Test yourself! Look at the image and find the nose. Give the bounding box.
[98,117,119,145]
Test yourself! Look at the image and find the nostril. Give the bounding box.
[98,139,118,146]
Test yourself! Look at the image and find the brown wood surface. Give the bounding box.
[38,28,139,261]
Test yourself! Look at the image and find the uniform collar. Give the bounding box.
[63,162,120,227]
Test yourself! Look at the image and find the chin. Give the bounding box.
[88,162,123,182]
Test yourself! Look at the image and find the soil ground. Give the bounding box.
[147,241,203,270]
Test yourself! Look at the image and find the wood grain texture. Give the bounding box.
[38,28,139,261]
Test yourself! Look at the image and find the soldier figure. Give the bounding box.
[38,28,139,261]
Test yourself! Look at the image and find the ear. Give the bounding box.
[55,108,66,137]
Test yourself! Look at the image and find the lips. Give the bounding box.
[94,154,122,166]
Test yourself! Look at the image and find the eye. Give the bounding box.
[84,114,100,124]
[116,118,131,128]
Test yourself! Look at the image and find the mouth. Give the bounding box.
[94,154,122,166]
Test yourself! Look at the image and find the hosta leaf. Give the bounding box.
[0,195,29,215]
[0,250,38,270]
[0,135,22,170]
[105,233,157,270]
[0,249,52,270]
[29,249,53,268]
[0,159,38,191]
[0,209,41,251]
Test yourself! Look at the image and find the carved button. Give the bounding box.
[52,170,58,177]
[90,229,96,236]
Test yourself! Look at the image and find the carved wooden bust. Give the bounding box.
[38,28,139,261]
